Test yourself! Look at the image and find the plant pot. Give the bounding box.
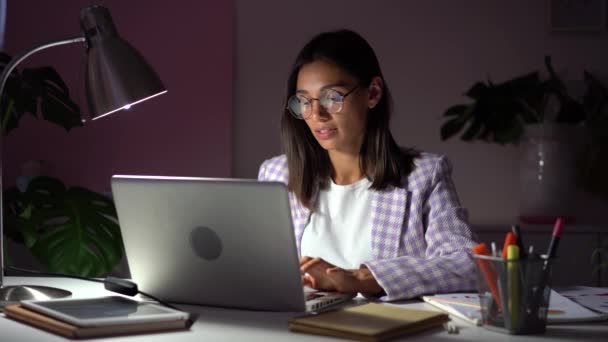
[518,123,586,224]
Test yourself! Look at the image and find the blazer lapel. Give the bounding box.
[370,187,407,260]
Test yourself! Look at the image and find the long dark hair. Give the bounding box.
[281,29,418,209]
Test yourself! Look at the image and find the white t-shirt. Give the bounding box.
[300,177,373,269]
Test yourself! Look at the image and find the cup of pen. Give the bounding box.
[473,252,553,334]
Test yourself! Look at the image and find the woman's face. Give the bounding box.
[295,60,372,155]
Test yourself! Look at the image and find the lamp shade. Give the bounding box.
[81,5,166,119]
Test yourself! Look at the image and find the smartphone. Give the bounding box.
[21,296,189,327]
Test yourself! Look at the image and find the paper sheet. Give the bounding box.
[557,286,608,314]
[423,289,608,324]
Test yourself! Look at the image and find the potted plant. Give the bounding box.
[440,56,608,222]
[1,52,124,277]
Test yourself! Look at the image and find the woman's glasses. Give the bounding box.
[287,85,359,119]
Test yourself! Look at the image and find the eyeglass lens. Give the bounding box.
[288,89,345,119]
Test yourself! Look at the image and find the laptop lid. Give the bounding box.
[111,175,306,311]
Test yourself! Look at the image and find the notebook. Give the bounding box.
[111,175,354,312]
[557,286,608,314]
[288,303,449,341]
[4,304,187,339]
[422,289,608,325]
[421,294,482,325]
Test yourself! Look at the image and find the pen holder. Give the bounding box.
[473,254,553,335]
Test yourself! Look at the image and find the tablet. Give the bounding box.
[21,296,189,327]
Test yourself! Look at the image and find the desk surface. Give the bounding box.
[1,277,607,342]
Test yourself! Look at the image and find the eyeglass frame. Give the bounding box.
[286,85,360,120]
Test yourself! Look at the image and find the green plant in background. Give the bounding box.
[1,52,124,277]
[440,56,606,143]
[440,56,608,199]
[0,52,82,135]
[3,177,122,277]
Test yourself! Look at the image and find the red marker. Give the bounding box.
[501,232,517,259]
[546,217,564,260]
[472,243,502,311]
[531,217,566,312]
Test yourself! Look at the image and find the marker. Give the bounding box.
[545,218,564,263]
[511,225,527,259]
[507,245,520,331]
[501,232,517,259]
[472,243,502,311]
[531,218,566,316]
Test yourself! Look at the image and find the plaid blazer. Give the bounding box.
[257,153,477,301]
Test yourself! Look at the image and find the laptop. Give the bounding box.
[111,175,354,312]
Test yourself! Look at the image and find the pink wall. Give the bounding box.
[3,0,234,194]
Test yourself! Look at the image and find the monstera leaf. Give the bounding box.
[3,176,123,277]
[440,72,544,145]
[0,52,83,136]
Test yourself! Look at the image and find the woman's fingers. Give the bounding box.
[300,257,321,272]
[302,274,315,288]
[326,266,341,274]
[299,256,313,266]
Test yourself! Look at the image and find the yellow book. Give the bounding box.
[288,303,449,341]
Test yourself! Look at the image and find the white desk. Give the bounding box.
[1,277,607,341]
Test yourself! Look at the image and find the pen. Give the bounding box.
[511,225,527,259]
[472,243,502,311]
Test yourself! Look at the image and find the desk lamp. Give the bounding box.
[0,5,166,302]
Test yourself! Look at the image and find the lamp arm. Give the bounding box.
[0,35,85,287]
[0,35,85,98]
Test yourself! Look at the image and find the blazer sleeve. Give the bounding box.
[258,159,269,181]
[363,156,478,301]
[257,156,289,183]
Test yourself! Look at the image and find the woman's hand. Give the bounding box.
[299,256,383,295]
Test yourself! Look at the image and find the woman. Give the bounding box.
[258,29,477,301]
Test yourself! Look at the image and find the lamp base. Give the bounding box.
[0,285,71,305]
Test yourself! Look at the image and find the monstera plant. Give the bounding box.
[0,52,82,135]
[1,52,124,277]
[3,177,122,277]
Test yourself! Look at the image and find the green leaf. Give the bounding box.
[440,116,468,140]
[22,67,83,132]
[0,58,84,136]
[2,187,40,247]
[460,108,483,141]
[555,98,586,124]
[583,71,608,125]
[465,82,488,100]
[493,119,523,144]
[443,104,470,117]
[19,177,123,277]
